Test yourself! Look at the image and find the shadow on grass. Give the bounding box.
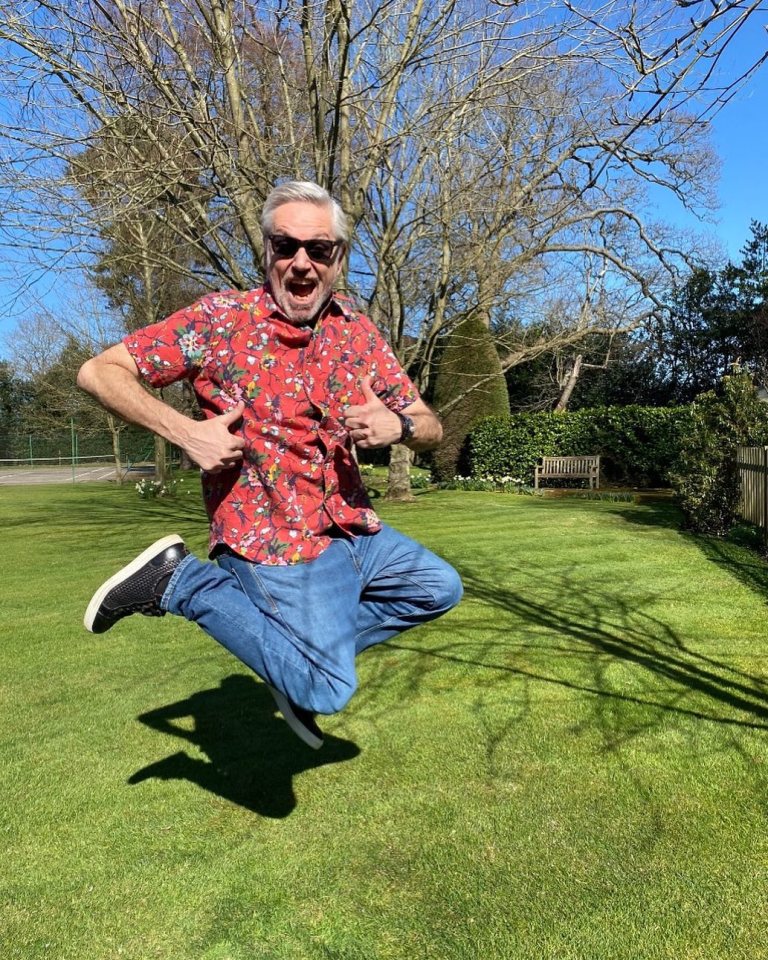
[609,499,768,607]
[693,530,768,608]
[1,485,208,533]
[128,674,360,817]
[78,491,207,526]
[604,498,684,530]
[385,566,768,735]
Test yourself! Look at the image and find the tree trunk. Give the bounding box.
[554,354,583,412]
[385,443,415,501]
[107,414,124,485]
[154,433,167,483]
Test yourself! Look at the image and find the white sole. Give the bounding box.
[267,684,323,749]
[84,534,184,633]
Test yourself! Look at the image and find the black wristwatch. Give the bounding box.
[395,412,415,444]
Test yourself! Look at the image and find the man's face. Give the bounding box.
[266,201,344,325]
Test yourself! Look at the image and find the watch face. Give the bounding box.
[399,413,415,442]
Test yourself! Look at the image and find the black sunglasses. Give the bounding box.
[269,234,343,265]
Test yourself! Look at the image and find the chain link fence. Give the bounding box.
[0,424,163,470]
[1,429,149,463]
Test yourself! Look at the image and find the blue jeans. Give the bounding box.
[161,524,463,715]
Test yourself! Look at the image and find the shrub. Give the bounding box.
[468,406,690,487]
[588,405,690,485]
[669,368,768,535]
[409,471,432,489]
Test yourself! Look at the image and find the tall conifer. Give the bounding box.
[432,315,510,481]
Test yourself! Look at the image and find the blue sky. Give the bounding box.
[706,63,768,259]
[653,16,768,260]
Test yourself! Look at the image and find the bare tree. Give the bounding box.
[71,118,210,479]
[0,0,765,489]
[4,307,132,475]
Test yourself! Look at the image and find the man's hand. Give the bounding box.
[343,377,402,449]
[183,402,246,472]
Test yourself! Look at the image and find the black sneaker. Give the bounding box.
[84,535,189,634]
[267,684,324,749]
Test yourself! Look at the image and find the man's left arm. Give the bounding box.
[343,376,443,452]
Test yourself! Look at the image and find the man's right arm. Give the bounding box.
[77,343,245,473]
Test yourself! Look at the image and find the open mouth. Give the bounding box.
[288,280,316,302]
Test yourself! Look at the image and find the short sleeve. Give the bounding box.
[123,297,219,389]
[356,315,419,411]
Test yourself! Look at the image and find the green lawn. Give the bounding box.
[3,483,768,960]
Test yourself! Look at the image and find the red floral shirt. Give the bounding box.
[124,286,418,564]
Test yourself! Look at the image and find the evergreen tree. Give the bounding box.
[0,362,35,458]
[733,221,768,383]
[431,315,510,481]
[568,334,673,409]
[648,223,768,403]
[655,266,740,402]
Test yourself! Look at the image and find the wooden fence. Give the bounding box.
[737,445,768,534]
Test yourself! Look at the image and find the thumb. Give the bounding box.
[219,401,245,425]
[360,375,379,403]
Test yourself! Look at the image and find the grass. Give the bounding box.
[3,481,768,959]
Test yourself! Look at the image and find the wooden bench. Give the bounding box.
[534,455,600,490]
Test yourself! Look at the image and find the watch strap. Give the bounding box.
[395,411,415,444]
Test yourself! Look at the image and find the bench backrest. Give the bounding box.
[539,456,599,474]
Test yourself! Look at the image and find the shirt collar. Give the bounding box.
[258,284,357,333]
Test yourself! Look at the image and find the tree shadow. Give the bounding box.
[692,530,768,607]
[376,563,768,739]
[2,485,208,535]
[610,499,768,607]
[601,498,684,530]
[127,674,361,817]
[75,491,207,527]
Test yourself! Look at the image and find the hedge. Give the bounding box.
[467,405,692,487]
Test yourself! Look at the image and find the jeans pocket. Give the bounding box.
[247,564,284,617]
[219,553,283,618]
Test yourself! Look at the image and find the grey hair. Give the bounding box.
[261,181,349,243]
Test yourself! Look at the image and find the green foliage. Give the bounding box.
[644,222,768,403]
[0,361,35,449]
[509,221,768,411]
[468,412,566,484]
[468,405,690,486]
[568,333,676,409]
[589,405,690,485]
[409,470,432,489]
[18,335,103,436]
[431,314,510,481]
[669,367,768,535]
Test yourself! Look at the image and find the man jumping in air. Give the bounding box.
[78,180,462,749]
